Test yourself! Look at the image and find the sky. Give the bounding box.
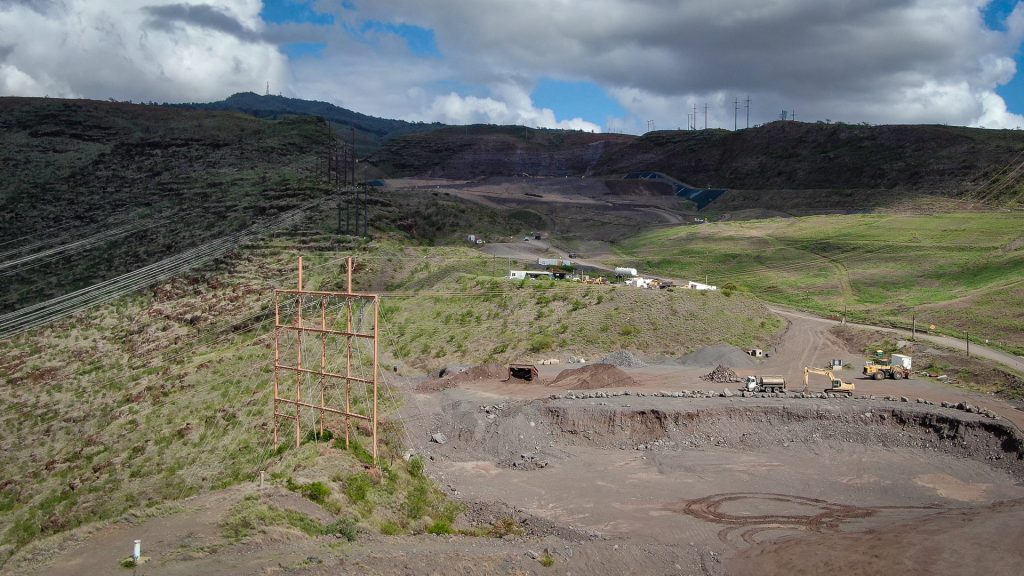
[2,1,1024,133]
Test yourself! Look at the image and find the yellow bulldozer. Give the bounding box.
[804,367,855,395]
[862,350,913,380]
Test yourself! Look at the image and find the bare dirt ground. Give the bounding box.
[388,176,697,243]
[10,308,1024,575]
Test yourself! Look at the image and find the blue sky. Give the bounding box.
[254,0,1024,131]
[3,1,1023,132]
[986,0,1024,113]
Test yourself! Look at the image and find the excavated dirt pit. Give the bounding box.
[416,393,1024,575]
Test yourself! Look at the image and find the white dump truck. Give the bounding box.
[745,375,786,393]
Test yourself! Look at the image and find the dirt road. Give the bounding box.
[769,306,1024,374]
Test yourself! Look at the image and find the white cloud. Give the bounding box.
[423,84,600,131]
[330,0,1024,130]
[0,1,286,102]
[3,1,1024,131]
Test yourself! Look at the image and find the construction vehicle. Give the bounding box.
[745,375,786,393]
[804,367,855,395]
[504,363,539,382]
[862,350,913,380]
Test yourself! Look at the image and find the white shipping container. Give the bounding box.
[891,354,912,369]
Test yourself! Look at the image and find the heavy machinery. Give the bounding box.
[862,350,913,380]
[804,367,855,395]
[745,375,786,393]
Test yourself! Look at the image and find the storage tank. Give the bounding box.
[614,267,638,277]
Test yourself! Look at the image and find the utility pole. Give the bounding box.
[966,331,970,357]
[912,314,916,340]
[704,103,708,130]
[734,97,739,131]
[745,96,751,128]
[692,103,697,130]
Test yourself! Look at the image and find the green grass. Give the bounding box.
[221,495,356,541]
[617,212,1024,354]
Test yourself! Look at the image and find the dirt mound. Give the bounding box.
[677,344,756,368]
[549,364,637,390]
[599,350,647,368]
[416,363,506,392]
[701,364,741,383]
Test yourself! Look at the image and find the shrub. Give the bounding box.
[324,516,359,541]
[426,519,453,535]
[345,473,373,503]
[539,551,555,567]
[380,520,403,535]
[406,478,429,519]
[490,516,525,538]
[408,456,425,478]
[302,482,331,504]
[528,334,554,353]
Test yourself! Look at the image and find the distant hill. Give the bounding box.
[170,92,445,156]
[0,97,332,313]
[371,121,1024,206]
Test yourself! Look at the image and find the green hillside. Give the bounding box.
[0,97,333,313]
[616,212,1024,354]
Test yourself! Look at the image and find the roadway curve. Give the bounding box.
[768,306,1024,375]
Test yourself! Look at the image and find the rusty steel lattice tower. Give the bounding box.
[272,257,378,463]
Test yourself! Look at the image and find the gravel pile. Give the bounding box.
[599,350,647,368]
[701,364,741,383]
[550,363,637,389]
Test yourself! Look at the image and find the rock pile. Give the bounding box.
[700,364,741,383]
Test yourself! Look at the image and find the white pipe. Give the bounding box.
[133,539,141,561]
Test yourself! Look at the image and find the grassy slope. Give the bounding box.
[360,246,782,370]
[616,212,1024,354]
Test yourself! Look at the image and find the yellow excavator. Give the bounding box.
[804,367,855,395]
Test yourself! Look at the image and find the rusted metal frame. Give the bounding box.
[270,256,378,465]
[319,295,327,438]
[273,364,372,385]
[345,257,353,449]
[372,294,379,463]
[277,288,379,299]
[275,399,371,421]
[273,291,282,448]
[273,323,374,339]
[295,257,304,449]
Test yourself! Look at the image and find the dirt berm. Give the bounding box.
[549,363,637,390]
[425,394,1024,480]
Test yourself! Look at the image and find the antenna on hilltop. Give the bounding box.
[265,81,270,96]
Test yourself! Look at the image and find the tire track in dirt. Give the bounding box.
[667,492,945,548]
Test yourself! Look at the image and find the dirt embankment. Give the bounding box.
[426,395,1024,480]
[416,363,507,392]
